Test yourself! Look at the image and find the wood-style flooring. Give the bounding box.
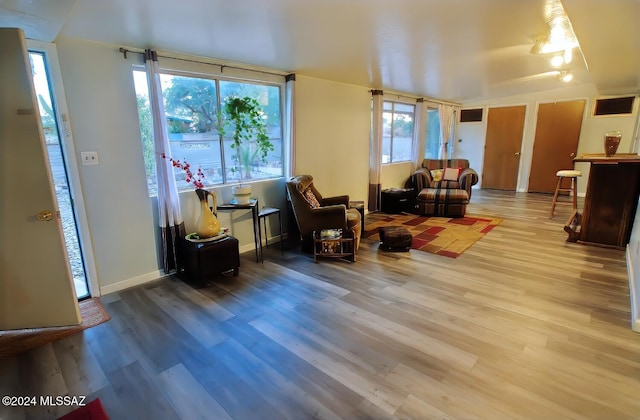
[1,190,638,419]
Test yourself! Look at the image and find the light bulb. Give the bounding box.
[550,55,564,67]
[560,71,573,82]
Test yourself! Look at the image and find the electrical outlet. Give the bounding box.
[81,151,99,165]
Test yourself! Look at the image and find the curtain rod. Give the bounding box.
[368,89,460,107]
[424,97,461,107]
[118,47,289,78]
[120,46,458,105]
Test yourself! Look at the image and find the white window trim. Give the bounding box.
[382,99,416,164]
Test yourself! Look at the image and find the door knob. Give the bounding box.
[514,152,521,156]
[570,152,576,157]
[37,210,53,222]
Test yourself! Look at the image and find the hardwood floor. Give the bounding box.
[1,190,638,419]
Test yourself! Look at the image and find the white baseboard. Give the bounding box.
[100,269,170,295]
[99,234,289,295]
[626,245,640,333]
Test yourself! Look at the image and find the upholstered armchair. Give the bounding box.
[410,159,479,217]
[418,159,479,198]
[286,175,361,253]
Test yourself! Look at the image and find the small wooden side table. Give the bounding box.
[313,229,355,263]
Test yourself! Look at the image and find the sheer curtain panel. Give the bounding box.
[369,90,384,211]
[284,74,296,177]
[145,49,186,273]
[412,98,426,170]
[438,104,459,161]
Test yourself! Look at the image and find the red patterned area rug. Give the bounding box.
[364,212,502,258]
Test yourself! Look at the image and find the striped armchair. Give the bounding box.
[409,159,479,217]
[419,159,479,198]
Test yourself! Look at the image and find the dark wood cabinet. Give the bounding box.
[381,188,416,214]
[568,154,640,248]
[178,236,240,285]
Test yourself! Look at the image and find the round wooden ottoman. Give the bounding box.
[378,226,412,252]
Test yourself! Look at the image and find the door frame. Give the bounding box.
[28,40,100,297]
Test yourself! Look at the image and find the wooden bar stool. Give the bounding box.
[549,170,581,218]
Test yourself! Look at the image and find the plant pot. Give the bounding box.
[232,185,252,204]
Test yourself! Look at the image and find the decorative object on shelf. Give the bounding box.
[162,153,206,188]
[220,96,274,204]
[231,185,252,205]
[604,130,622,157]
[160,155,219,237]
[185,227,229,243]
[313,229,355,263]
[320,229,342,254]
[320,228,342,239]
[195,188,220,238]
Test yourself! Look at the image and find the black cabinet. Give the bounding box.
[178,236,240,285]
[381,188,416,214]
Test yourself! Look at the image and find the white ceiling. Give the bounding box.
[1,0,638,103]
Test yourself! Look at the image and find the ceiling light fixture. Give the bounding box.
[558,70,573,82]
[550,55,564,67]
[530,0,579,56]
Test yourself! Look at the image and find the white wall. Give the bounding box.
[381,162,414,189]
[457,84,639,194]
[56,38,160,291]
[294,75,370,201]
[55,38,288,293]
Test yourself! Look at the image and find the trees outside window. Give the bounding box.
[133,71,283,195]
[382,101,414,164]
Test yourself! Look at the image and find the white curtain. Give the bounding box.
[145,49,185,273]
[284,74,296,177]
[412,98,426,170]
[438,104,459,161]
[369,90,384,211]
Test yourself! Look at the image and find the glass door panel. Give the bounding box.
[29,51,90,299]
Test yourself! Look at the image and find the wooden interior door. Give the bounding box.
[0,28,81,329]
[528,100,585,193]
[481,105,526,190]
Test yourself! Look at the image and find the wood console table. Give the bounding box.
[564,153,640,248]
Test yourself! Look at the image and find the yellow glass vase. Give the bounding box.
[195,189,220,238]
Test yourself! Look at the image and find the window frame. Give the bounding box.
[382,99,416,164]
[133,66,286,195]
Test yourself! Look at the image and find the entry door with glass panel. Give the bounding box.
[29,50,90,299]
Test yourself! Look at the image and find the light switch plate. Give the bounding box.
[81,151,99,165]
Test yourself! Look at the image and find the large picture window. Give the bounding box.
[133,71,283,195]
[382,101,414,164]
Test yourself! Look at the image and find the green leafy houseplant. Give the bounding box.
[222,96,274,186]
